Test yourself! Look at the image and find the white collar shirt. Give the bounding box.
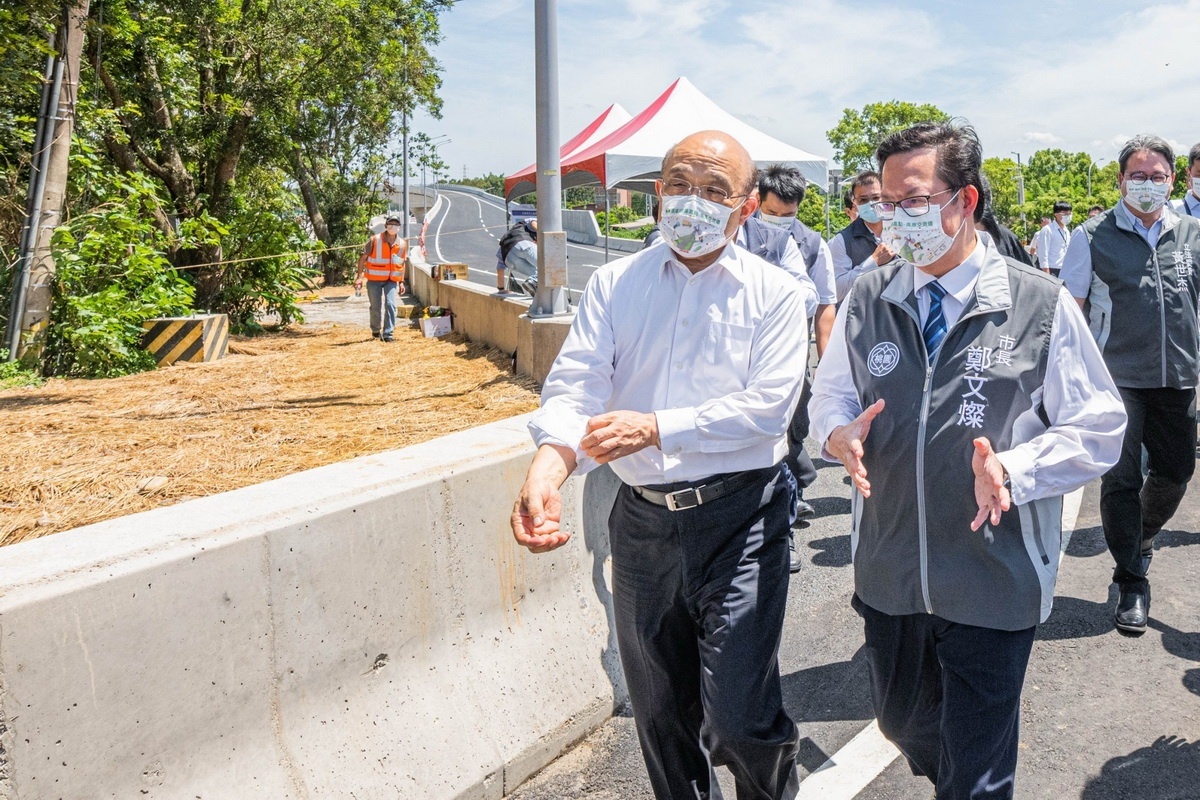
[1117,199,1164,249]
[1034,219,1071,272]
[912,233,986,330]
[1177,191,1200,218]
[530,241,808,485]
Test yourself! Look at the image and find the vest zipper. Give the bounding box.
[1152,249,1167,385]
[916,361,935,615]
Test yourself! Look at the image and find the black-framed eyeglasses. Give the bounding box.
[874,188,959,221]
[662,178,748,205]
[1125,172,1172,186]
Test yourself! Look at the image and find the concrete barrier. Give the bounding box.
[0,415,625,799]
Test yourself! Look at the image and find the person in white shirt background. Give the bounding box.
[1170,142,1200,218]
[511,130,808,800]
[1032,200,1073,276]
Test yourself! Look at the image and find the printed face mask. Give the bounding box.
[1123,178,1171,213]
[658,193,742,258]
[857,202,882,225]
[759,212,794,229]
[884,190,965,268]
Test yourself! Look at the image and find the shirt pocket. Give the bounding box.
[701,321,754,394]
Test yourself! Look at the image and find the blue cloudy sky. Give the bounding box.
[410,0,1200,179]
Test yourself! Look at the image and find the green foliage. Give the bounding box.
[447,172,505,196]
[0,349,44,389]
[45,158,199,378]
[826,101,951,174]
[596,205,651,239]
[795,190,849,238]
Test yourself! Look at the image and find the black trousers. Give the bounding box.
[609,465,800,800]
[1100,386,1197,588]
[784,378,817,492]
[853,595,1036,800]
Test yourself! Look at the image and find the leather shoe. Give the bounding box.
[788,530,803,574]
[795,498,816,520]
[1114,584,1150,633]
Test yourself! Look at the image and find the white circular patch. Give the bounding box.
[867,342,901,377]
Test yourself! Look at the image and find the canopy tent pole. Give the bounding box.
[604,188,610,263]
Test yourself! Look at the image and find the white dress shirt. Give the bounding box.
[1061,201,1165,299]
[809,234,1126,506]
[810,239,838,306]
[531,240,809,485]
[734,226,819,316]
[1032,219,1070,273]
[829,225,884,301]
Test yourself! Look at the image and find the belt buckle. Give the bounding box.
[664,486,702,511]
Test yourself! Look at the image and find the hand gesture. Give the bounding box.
[580,411,658,464]
[825,399,885,497]
[971,437,1011,532]
[872,243,896,265]
[511,478,570,553]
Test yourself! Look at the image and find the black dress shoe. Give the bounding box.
[788,530,804,574]
[795,498,816,520]
[1115,584,1150,633]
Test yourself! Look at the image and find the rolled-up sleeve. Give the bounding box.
[995,287,1127,504]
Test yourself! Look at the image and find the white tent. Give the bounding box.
[503,103,633,200]
[559,77,828,192]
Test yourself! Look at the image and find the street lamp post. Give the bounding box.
[530,0,569,317]
[430,136,451,196]
[1011,151,1026,242]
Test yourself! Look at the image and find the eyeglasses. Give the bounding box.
[874,188,959,221]
[662,178,748,205]
[1125,172,1172,185]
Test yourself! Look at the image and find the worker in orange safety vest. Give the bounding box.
[354,216,408,342]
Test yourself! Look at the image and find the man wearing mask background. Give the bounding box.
[830,171,894,301]
[1032,200,1073,276]
[511,130,808,799]
[354,216,407,342]
[1170,142,1200,218]
[812,120,1125,800]
[1061,134,1200,633]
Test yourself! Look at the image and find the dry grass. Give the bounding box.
[0,323,539,545]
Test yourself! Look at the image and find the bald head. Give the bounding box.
[662,130,757,196]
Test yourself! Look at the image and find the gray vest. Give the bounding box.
[835,217,878,268]
[843,248,1063,631]
[789,219,822,271]
[1082,206,1200,389]
[741,217,793,266]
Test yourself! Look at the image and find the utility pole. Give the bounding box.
[401,42,410,245]
[7,0,89,363]
[1011,151,1027,243]
[530,0,569,316]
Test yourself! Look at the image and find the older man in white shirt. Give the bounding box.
[511,130,807,800]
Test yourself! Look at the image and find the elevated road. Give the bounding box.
[425,187,624,298]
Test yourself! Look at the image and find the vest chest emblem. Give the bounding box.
[867,342,901,376]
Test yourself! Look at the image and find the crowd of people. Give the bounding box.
[508,122,1200,800]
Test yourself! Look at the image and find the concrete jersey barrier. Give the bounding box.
[0,414,625,799]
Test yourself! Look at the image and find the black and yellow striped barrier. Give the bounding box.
[141,314,230,367]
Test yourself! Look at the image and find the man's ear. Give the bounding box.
[739,193,759,223]
[961,184,980,221]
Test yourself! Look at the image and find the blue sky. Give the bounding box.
[411,0,1200,179]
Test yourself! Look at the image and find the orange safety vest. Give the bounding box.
[364,233,407,282]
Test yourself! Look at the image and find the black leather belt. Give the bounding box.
[632,470,761,511]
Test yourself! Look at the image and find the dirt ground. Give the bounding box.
[0,304,540,546]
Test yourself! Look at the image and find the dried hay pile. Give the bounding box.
[0,324,540,546]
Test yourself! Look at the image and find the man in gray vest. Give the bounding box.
[830,171,895,301]
[1061,134,1200,633]
[811,120,1125,800]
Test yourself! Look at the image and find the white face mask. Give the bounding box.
[1061,214,1073,226]
[884,190,965,268]
[1191,175,1200,197]
[386,225,400,235]
[759,212,794,229]
[1123,178,1171,214]
[658,193,742,258]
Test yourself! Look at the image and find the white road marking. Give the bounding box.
[795,720,900,799]
[432,194,450,263]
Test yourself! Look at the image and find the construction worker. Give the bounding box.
[354,216,408,342]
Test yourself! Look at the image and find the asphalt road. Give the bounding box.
[424,187,624,297]
[506,453,1200,799]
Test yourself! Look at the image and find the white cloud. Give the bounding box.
[1021,132,1064,145]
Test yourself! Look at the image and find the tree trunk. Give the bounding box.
[19,0,90,363]
[293,146,338,284]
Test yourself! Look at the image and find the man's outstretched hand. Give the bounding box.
[511,444,576,553]
[971,437,1011,532]
[825,399,886,497]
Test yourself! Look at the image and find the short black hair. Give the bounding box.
[849,171,881,196]
[1117,134,1174,173]
[757,164,807,205]
[842,187,854,210]
[1052,200,1072,214]
[1089,204,1104,214]
[1189,142,1200,169]
[875,119,984,216]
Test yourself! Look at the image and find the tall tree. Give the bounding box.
[826,100,950,174]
